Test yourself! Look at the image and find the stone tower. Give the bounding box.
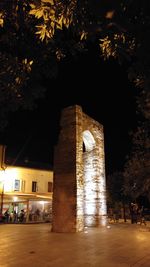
[52,105,107,232]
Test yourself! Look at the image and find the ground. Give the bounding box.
[0,221,150,267]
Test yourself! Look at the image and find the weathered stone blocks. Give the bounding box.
[52,105,107,232]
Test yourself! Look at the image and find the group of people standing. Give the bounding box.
[108,203,147,225]
[3,209,25,223]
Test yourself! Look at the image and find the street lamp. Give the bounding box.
[0,182,4,213]
[0,145,6,214]
[0,170,5,214]
[0,168,5,213]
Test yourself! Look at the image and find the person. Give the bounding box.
[130,203,138,224]
[35,208,40,221]
[139,206,146,226]
[0,212,2,222]
[19,209,25,222]
[4,209,9,223]
[13,210,18,223]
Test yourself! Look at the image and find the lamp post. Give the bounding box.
[0,181,4,213]
[0,169,6,214]
[0,145,6,214]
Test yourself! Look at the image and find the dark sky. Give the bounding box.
[0,47,138,175]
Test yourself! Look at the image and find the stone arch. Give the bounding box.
[52,105,107,232]
[82,130,96,152]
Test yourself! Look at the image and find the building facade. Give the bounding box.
[0,161,53,223]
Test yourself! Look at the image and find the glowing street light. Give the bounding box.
[0,169,5,213]
[0,145,6,214]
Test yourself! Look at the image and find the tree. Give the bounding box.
[0,0,58,129]
[0,0,150,129]
[107,171,124,204]
[124,120,150,202]
[107,171,128,221]
[27,1,150,94]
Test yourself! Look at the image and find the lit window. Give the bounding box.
[48,182,53,192]
[14,179,20,191]
[32,181,37,192]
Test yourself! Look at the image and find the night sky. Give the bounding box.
[0,46,138,175]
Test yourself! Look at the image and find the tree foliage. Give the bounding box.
[0,0,150,129]
[107,171,125,205]
[124,121,150,201]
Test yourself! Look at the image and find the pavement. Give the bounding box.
[0,220,150,267]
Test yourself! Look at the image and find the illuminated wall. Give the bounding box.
[0,166,53,194]
[0,165,53,219]
[83,130,107,227]
[52,105,107,233]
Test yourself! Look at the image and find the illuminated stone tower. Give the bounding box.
[52,105,107,233]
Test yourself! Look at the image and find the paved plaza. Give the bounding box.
[0,221,150,267]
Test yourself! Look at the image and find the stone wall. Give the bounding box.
[52,105,107,232]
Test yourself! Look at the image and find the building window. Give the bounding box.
[48,182,53,192]
[32,181,37,192]
[14,179,20,191]
[21,180,26,192]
